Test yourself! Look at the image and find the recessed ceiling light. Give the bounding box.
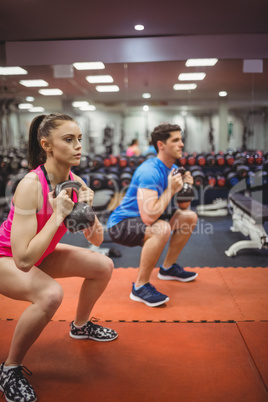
[143,105,149,112]
[20,79,48,87]
[142,93,151,99]
[73,62,105,70]
[86,75,113,83]
[38,89,63,95]
[173,83,197,90]
[219,91,227,97]
[26,96,35,102]
[185,59,218,67]
[96,85,119,92]
[29,107,45,112]
[79,105,96,111]
[18,103,33,109]
[72,101,90,107]
[135,24,144,31]
[179,73,206,81]
[0,67,28,75]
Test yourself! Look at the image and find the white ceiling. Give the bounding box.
[0,0,268,114]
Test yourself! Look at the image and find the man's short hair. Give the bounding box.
[151,123,182,153]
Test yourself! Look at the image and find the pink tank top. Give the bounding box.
[0,165,77,266]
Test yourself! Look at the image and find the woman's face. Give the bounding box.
[45,120,82,166]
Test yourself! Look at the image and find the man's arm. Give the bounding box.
[137,170,184,226]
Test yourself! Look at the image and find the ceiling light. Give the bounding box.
[142,93,151,99]
[72,101,90,107]
[73,62,105,70]
[18,103,33,109]
[86,75,113,83]
[173,83,197,90]
[96,85,119,92]
[29,107,45,112]
[79,105,96,111]
[20,79,48,87]
[143,105,149,112]
[219,91,227,97]
[0,67,28,75]
[179,73,206,81]
[38,89,63,95]
[135,24,144,31]
[185,59,218,67]
[26,96,35,102]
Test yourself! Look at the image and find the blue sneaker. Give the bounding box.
[130,282,169,307]
[158,263,198,282]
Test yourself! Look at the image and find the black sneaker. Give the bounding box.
[0,362,37,402]
[69,319,118,342]
[158,263,198,282]
[130,282,169,307]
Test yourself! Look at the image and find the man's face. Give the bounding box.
[162,131,184,160]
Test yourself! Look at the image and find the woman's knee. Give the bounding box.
[38,281,64,314]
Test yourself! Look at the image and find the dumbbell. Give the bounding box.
[103,156,112,168]
[186,154,196,166]
[245,153,254,165]
[128,156,138,168]
[215,172,226,187]
[206,172,217,187]
[91,155,104,171]
[225,153,234,166]
[119,168,133,189]
[178,153,187,166]
[236,164,250,179]
[254,151,263,165]
[110,155,119,166]
[173,167,195,203]
[206,153,216,167]
[106,173,120,191]
[215,153,225,166]
[119,156,128,168]
[54,180,95,233]
[225,170,239,187]
[196,154,206,167]
[89,173,107,190]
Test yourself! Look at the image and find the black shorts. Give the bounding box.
[108,217,147,247]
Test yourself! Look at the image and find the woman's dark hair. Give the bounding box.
[130,139,138,146]
[28,113,75,169]
[151,123,182,153]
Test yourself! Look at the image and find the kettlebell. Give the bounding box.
[173,167,195,202]
[54,180,96,233]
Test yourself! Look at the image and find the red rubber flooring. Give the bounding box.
[0,267,267,322]
[0,320,267,401]
[0,267,267,401]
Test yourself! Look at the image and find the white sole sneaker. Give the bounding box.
[157,272,198,282]
[196,198,228,211]
[129,292,169,307]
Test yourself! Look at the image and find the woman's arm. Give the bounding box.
[11,173,74,272]
[73,174,104,246]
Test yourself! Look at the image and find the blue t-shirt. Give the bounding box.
[107,157,177,228]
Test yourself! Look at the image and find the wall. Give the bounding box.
[1,107,267,156]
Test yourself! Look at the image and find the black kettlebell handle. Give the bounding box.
[173,167,186,176]
[54,180,96,233]
[54,180,81,197]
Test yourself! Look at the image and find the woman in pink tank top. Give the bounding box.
[0,113,117,402]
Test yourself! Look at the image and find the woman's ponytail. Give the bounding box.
[28,115,46,170]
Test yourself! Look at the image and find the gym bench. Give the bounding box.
[225,192,268,256]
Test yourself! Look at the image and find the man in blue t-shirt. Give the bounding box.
[107,123,198,307]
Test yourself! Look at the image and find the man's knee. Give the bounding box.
[172,209,198,233]
[149,219,171,240]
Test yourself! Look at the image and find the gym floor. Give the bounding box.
[0,212,267,401]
